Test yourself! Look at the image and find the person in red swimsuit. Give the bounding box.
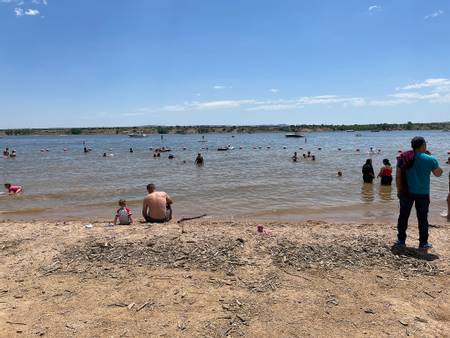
[4,183,23,194]
[378,159,393,186]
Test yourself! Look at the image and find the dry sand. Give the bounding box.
[0,218,449,337]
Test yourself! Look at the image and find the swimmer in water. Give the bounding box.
[292,152,298,162]
[130,148,134,153]
[337,171,343,177]
[4,183,22,194]
[195,153,204,166]
[103,152,107,157]
[307,151,311,158]
[10,150,16,158]
[3,148,9,157]
[311,155,316,161]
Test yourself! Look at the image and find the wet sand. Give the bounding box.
[1,218,449,337]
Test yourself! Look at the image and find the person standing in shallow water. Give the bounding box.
[378,159,393,186]
[195,153,204,166]
[362,159,375,183]
[396,136,443,249]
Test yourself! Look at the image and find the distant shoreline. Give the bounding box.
[1,121,449,136]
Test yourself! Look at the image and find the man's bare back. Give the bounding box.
[142,184,173,222]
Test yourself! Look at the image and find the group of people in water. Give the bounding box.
[362,158,393,185]
[3,137,450,249]
[2,147,17,158]
[110,136,449,251]
[292,151,316,162]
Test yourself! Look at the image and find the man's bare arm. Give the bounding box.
[142,199,149,218]
[432,167,443,177]
[166,195,173,205]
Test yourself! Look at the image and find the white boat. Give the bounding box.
[218,144,234,151]
[128,132,147,138]
[285,132,305,138]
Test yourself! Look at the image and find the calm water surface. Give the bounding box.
[1,131,448,222]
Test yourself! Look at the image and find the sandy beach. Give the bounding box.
[1,218,449,337]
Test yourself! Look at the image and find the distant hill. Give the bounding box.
[1,122,449,136]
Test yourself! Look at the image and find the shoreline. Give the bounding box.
[1,218,449,337]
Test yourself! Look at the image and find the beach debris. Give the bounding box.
[364,308,375,314]
[127,302,135,310]
[84,224,93,229]
[423,290,435,299]
[326,298,339,306]
[136,300,153,312]
[177,214,208,224]
[414,316,428,323]
[271,235,440,275]
[58,235,243,274]
[399,320,409,326]
[6,321,27,325]
[107,303,128,308]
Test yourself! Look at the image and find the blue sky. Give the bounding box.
[0,0,449,128]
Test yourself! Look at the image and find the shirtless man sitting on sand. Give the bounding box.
[142,183,173,223]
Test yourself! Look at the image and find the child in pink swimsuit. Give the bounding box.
[114,199,133,225]
[4,183,22,194]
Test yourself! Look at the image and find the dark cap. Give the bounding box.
[411,136,426,150]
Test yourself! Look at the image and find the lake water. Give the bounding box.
[1,131,448,223]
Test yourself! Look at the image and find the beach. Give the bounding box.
[1,218,449,337]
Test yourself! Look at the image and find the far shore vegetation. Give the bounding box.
[1,121,449,136]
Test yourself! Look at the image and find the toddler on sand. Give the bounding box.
[114,199,133,225]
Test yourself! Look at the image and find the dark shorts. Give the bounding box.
[144,206,172,223]
[380,176,392,186]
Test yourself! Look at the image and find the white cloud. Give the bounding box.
[14,7,23,16]
[269,88,279,93]
[390,92,440,100]
[397,78,450,92]
[157,77,450,113]
[424,9,444,20]
[368,5,381,13]
[246,103,302,111]
[25,8,39,15]
[369,99,413,107]
[213,85,232,90]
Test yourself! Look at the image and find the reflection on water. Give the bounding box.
[1,130,448,221]
[379,185,393,202]
[361,183,375,202]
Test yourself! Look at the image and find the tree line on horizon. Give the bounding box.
[1,121,449,136]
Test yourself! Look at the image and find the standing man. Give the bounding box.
[142,183,173,223]
[396,136,443,249]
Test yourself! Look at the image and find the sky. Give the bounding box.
[0,0,449,128]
